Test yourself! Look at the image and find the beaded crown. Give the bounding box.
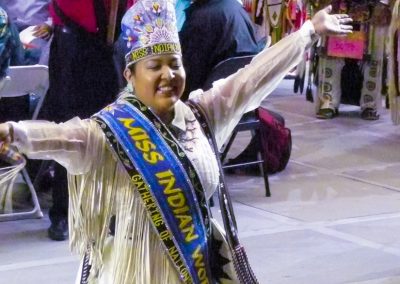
[121,0,181,67]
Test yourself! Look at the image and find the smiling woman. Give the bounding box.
[0,0,353,283]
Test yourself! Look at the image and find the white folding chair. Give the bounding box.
[1,65,49,119]
[0,65,48,221]
[0,76,11,92]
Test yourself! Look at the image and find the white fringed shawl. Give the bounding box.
[68,121,181,284]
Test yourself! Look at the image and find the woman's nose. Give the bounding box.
[161,66,175,80]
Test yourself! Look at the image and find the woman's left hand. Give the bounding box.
[311,5,353,36]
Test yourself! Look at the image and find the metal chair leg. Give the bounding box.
[0,168,43,222]
[220,130,238,163]
[257,129,271,197]
[261,162,271,197]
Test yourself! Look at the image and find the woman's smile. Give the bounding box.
[157,85,176,95]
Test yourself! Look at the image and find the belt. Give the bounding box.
[54,25,97,37]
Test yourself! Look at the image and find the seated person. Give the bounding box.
[179,0,265,173]
[1,0,52,65]
[0,6,29,122]
[179,0,261,100]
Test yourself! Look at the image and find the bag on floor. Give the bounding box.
[258,107,292,174]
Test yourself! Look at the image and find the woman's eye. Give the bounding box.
[147,64,160,70]
[171,62,182,69]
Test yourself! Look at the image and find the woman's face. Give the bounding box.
[125,54,186,121]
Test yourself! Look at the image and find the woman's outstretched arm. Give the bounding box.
[0,118,105,175]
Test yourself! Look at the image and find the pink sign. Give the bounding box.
[327,32,366,60]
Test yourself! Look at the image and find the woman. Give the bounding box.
[0,1,352,283]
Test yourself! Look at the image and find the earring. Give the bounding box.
[125,82,134,93]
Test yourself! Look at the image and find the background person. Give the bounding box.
[0,0,52,65]
[314,0,391,120]
[0,6,23,79]
[179,0,261,100]
[178,0,262,172]
[0,6,29,122]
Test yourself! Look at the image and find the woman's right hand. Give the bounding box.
[0,123,12,145]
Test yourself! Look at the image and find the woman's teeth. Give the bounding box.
[158,86,173,92]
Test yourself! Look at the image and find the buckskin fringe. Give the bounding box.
[67,121,180,283]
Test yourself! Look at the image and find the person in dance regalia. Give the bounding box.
[312,0,391,120]
[388,0,400,124]
[0,1,352,283]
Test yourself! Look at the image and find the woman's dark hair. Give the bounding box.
[128,64,136,74]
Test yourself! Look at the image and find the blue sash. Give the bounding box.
[93,95,212,284]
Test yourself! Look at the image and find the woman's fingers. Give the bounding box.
[337,17,353,24]
[32,29,48,38]
[335,14,350,19]
[341,25,353,31]
[31,24,52,39]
